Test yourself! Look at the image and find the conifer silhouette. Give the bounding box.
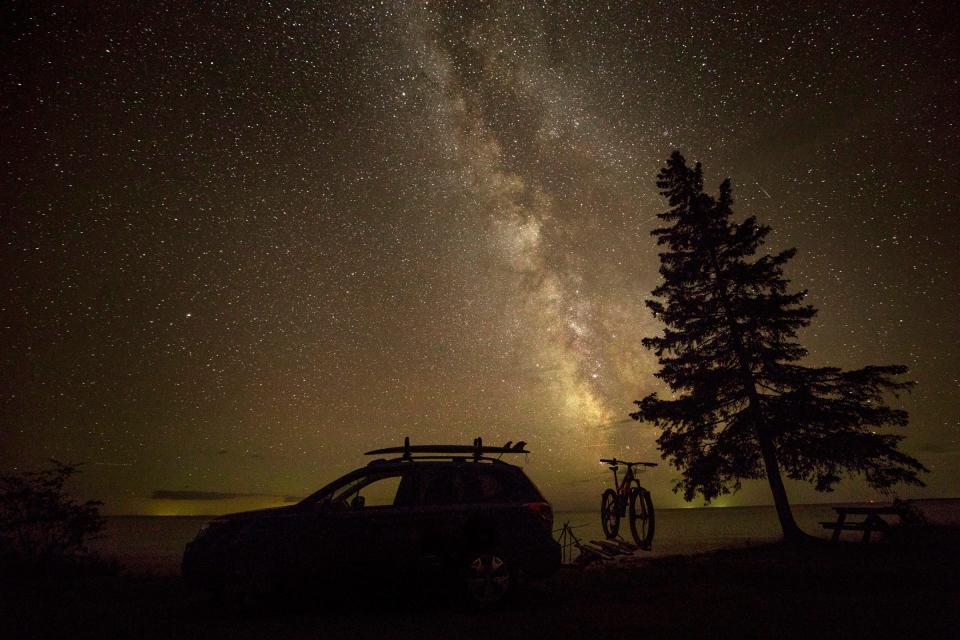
[632,151,927,539]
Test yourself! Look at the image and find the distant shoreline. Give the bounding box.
[99,496,960,518]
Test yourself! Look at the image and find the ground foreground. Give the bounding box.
[3,528,959,640]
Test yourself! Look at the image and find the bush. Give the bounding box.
[0,460,105,568]
[892,498,928,525]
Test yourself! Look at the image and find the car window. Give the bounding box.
[473,471,506,502]
[419,468,467,505]
[463,468,541,503]
[359,475,403,507]
[332,472,404,508]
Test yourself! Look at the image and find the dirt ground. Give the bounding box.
[4,529,959,640]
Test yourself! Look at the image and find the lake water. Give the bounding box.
[557,499,960,558]
[92,499,960,574]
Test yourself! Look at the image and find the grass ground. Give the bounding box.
[3,527,958,640]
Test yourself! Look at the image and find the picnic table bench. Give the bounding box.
[820,505,912,543]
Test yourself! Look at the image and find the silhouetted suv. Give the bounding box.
[182,438,560,606]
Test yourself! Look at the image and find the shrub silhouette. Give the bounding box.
[0,460,105,567]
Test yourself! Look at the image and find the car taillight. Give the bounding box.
[524,502,553,530]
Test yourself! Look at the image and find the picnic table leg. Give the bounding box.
[832,512,846,542]
[862,515,885,543]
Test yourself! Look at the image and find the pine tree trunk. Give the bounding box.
[755,428,806,541]
[705,245,810,542]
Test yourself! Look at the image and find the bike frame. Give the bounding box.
[610,464,637,512]
[602,458,656,513]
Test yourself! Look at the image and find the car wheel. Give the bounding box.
[463,551,512,608]
[601,489,620,539]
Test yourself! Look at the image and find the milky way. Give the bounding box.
[2,2,958,512]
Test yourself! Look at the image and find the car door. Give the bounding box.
[275,471,363,583]
[314,468,418,580]
[406,465,472,571]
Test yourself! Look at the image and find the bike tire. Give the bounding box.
[600,489,620,539]
[628,485,655,549]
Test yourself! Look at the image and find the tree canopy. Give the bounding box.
[632,151,927,537]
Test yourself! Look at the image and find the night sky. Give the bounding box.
[2,1,958,514]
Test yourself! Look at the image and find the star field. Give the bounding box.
[2,1,958,512]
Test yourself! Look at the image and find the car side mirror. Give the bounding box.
[351,495,365,510]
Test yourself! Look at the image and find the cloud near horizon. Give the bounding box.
[151,490,300,502]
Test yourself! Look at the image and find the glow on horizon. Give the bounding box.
[135,497,293,517]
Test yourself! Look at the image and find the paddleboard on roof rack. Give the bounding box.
[364,436,528,456]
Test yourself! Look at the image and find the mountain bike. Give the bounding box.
[599,458,657,549]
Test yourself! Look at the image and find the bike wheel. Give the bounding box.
[601,489,620,539]
[628,485,655,549]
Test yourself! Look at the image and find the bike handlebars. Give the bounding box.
[600,458,658,468]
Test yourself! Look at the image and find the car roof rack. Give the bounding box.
[365,437,528,462]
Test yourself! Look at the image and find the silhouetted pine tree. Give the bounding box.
[632,151,927,540]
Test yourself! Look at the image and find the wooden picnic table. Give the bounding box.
[820,505,911,543]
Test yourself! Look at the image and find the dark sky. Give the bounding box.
[2,1,958,514]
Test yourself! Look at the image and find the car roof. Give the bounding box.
[365,457,523,472]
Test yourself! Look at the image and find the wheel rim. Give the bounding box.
[466,554,510,604]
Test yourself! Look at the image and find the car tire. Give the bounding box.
[462,550,513,609]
